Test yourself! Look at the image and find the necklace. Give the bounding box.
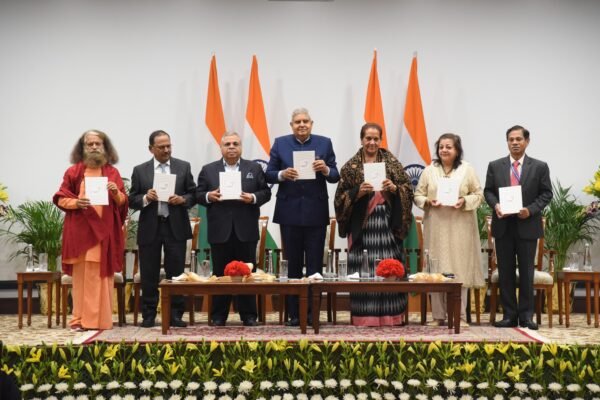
[442,165,453,176]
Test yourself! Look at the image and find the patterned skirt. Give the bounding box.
[348,204,407,326]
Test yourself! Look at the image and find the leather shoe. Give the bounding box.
[140,318,155,328]
[170,318,188,328]
[285,317,299,327]
[519,319,538,330]
[493,319,518,328]
[212,319,226,326]
[243,318,258,327]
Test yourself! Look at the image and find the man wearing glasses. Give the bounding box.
[196,131,271,326]
[129,130,197,328]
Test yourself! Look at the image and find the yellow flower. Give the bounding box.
[26,348,42,363]
[241,359,257,374]
[58,365,71,379]
[0,184,8,203]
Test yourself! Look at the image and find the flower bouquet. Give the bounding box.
[583,164,600,199]
[0,183,8,217]
[224,260,252,282]
[375,258,405,281]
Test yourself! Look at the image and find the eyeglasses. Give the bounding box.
[222,142,240,147]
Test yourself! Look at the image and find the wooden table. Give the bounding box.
[17,271,61,329]
[159,280,311,334]
[557,270,600,328]
[310,279,463,334]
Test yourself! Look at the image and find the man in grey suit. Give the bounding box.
[197,132,271,326]
[129,130,197,328]
[484,125,552,330]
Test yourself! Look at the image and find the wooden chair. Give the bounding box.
[254,216,269,322]
[487,216,555,327]
[132,217,201,325]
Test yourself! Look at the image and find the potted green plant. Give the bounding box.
[0,200,64,271]
[543,181,599,271]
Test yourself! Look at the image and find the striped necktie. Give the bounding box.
[510,161,520,186]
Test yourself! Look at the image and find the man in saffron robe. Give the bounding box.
[53,130,128,331]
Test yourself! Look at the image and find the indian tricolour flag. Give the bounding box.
[398,54,432,273]
[241,55,279,250]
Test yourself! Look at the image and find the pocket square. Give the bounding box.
[246,172,254,179]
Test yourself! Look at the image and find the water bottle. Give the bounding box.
[265,249,273,275]
[190,250,197,274]
[583,243,593,272]
[325,249,336,279]
[361,249,370,279]
[423,249,430,273]
[25,244,34,272]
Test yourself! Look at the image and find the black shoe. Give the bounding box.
[493,319,518,328]
[212,319,226,326]
[285,317,300,327]
[243,318,258,327]
[170,318,188,328]
[519,319,538,330]
[140,318,155,328]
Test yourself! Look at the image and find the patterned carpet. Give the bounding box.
[1,311,598,346]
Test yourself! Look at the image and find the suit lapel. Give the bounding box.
[501,156,511,187]
[519,155,531,186]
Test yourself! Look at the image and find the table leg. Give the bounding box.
[17,278,24,329]
[27,282,33,326]
[594,279,599,328]
[312,290,320,334]
[565,279,571,328]
[557,277,564,325]
[420,293,427,325]
[586,282,592,325]
[161,287,171,335]
[259,295,266,325]
[448,288,461,334]
[55,280,61,326]
[207,296,213,326]
[47,281,53,328]
[299,290,307,334]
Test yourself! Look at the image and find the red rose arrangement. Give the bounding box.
[375,258,405,278]
[224,261,252,277]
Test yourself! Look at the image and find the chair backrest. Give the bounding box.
[485,215,552,277]
[415,216,424,272]
[185,217,201,266]
[323,217,337,266]
[257,216,269,270]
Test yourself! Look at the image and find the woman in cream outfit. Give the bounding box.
[414,133,486,326]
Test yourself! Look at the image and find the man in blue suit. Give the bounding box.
[266,108,340,326]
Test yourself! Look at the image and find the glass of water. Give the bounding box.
[279,259,288,281]
[199,260,211,277]
[338,259,348,280]
[38,253,48,272]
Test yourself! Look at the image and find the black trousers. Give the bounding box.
[139,219,186,320]
[210,231,258,322]
[281,224,326,319]
[495,219,537,322]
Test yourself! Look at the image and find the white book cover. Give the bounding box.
[499,185,523,215]
[293,150,316,180]
[363,162,386,191]
[219,171,242,200]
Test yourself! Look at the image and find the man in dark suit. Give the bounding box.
[129,130,197,328]
[484,125,552,330]
[266,107,340,326]
[197,132,271,326]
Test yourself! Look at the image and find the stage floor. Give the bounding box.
[2,311,598,346]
